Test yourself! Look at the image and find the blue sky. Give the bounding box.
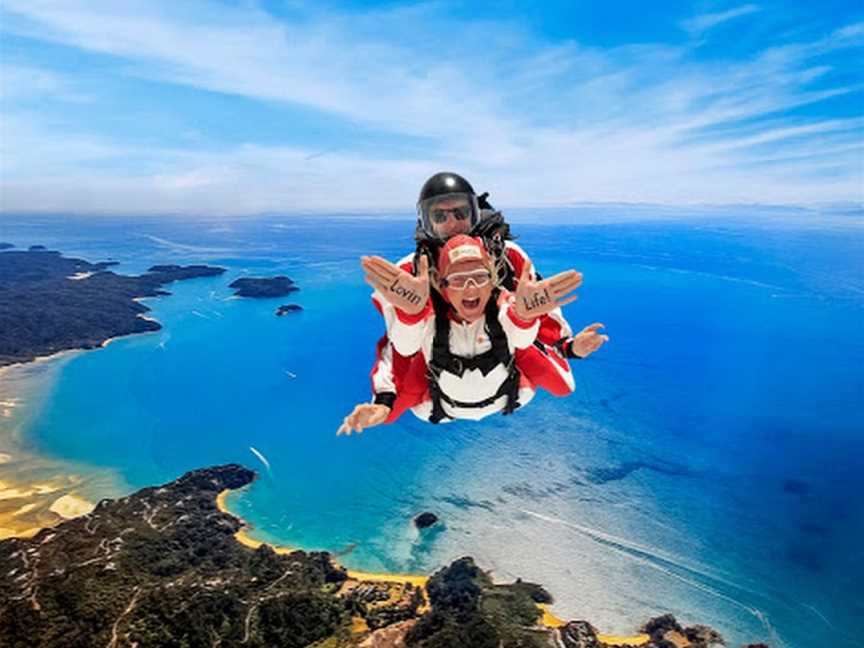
[0,1,861,214]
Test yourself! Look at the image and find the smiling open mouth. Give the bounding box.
[462,297,481,310]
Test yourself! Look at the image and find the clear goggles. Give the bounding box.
[417,192,479,239]
[441,268,492,290]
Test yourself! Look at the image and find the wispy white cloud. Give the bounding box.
[0,62,93,103]
[680,4,762,35]
[0,0,861,213]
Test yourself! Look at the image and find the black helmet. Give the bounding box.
[418,172,476,202]
[416,172,480,241]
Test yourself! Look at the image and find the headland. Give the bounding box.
[0,247,226,367]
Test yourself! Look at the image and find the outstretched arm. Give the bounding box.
[337,402,391,436]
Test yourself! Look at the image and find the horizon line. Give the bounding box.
[1,199,862,220]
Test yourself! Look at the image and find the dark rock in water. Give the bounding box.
[0,249,227,367]
[230,276,298,298]
[28,244,47,251]
[743,644,770,648]
[558,620,600,647]
[276,303,303,316]
[414,512,439,529]
[0,242,13,250]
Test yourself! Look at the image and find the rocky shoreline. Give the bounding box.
[0,464,767,647]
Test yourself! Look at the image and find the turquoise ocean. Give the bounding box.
[1,209,861,647]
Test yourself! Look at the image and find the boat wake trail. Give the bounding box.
[249,446,272,473]
[520,509,787,647]
[138,234,232,254]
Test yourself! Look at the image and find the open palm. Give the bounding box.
[513,261,582,320]
[361,255,430,315]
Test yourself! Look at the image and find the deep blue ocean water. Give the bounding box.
[1,210,862,647]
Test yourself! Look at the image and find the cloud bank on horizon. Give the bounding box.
[0,0,861,214]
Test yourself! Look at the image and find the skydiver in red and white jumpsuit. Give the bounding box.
[339,235,586,433]
[337,173,608,434]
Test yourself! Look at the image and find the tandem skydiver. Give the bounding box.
[337,234,584,432]
[336,173,609,434]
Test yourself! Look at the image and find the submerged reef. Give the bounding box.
[229,276,299,298]
[0,464,758,648]
[0,247,225,366]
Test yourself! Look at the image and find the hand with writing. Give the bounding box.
[337,403,391,436]
[513,261,582,321]
[361,255,430,315]
[570,323,609,358]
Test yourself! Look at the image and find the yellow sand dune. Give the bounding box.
[49,493,95,519]
[0,469,95,538]
[0,482,59,501]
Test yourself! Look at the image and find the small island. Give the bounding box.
[0,242,13,250]
[229,276,299,298]
[0,464,762,648]
[147,264,227,283]
[275,303,303,316]
[0,246,226,367]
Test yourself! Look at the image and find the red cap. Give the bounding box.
[437,235,492,278]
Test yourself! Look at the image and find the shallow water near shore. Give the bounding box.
[1,210,862,646]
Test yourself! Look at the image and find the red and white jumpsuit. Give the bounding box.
[370,241,579,423]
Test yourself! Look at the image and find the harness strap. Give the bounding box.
[433,359,521,410]
[431,349,500,377]
[484,293,522,415]
[427,288,522,423]
[428,291,453,424]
